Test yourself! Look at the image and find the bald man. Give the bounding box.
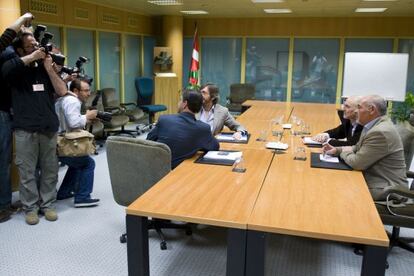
[323,95,408,200]
[312,96,363,146]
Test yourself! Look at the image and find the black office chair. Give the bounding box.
[135,77,167,126]
[226,83,255,114]
[106,136,192,250]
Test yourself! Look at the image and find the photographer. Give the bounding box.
[2,30,67,225]
[55,79,100,208]
[0,13,34,223]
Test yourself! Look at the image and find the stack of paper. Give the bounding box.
[319,154,339,163]
[203,151,242,161]
[216,133,248,142]
[303,137,322,145]
[265,142,289,150]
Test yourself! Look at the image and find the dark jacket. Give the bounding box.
[326,119,363,147]
[147,112,219,169]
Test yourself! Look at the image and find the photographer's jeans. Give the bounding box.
[58,156,95,201]
[0,111,12,210]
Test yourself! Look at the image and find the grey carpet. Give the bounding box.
[1,138,414,276]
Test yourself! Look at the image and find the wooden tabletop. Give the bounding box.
[127,149,274,229]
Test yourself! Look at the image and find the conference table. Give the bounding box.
[126,100,388,276]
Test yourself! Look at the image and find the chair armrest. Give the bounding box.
[120,102,136,108]
[406,170,414,179]
[385,186,414,200]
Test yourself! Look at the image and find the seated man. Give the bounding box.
[147,88,219,169]
[55,78,100,207]
[313,96,363,146]
[323,95,408,201]
[197,83,246,139]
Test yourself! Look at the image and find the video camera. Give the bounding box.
[33,24,65,66]
[61,56,93,84]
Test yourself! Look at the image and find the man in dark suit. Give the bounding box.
[147,88,219,169]
[313,96,363,146]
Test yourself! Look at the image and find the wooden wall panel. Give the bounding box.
[20,0,65,25]
[184,17,414,37]
[64,0,97,29]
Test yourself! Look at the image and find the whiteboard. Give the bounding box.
[342,52,409,101]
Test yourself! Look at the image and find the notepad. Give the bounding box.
[216,132,249,143]
[265,142,289,150]
[303,137,322,145]
[203,151,242,161]
[319,154,339,163]
[282,123,292,129]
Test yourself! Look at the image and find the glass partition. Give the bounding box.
[99,32,120,98]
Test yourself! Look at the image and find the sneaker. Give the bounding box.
[25,211,39,225]
[74,198,100,208]
[0,209,12,223]
[42,208,58,221]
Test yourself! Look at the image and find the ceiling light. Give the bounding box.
[147,0,183,6]
[252,0,285,3]
[355,7,387,12]
[362,0,397,2]
[264,9,292,13]
[180,10,209,15]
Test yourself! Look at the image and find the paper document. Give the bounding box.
[282,124,292,129]
[216,133,248,141]
[319,154,339,163]
[203,151,242,161]
[303,137,322,145]
[265,142,289,150]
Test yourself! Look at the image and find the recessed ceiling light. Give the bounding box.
[252,0,285,3]
[147,0,183,6]
[180,10,209,15]
[264,8,292,13]
[355,7,387,12]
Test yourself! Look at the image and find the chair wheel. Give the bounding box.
[120,235,127,243]
[185,229,192,236]
[160,241,167,250]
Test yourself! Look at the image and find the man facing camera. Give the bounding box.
[147,89,219,169]
[323,95,408,200]
[197,83,246,139]
[312,96,363,146]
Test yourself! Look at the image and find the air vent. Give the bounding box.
[102,13,120,25]
[75,8,89,20]
[128,16,139,27]
[30,0,58,15]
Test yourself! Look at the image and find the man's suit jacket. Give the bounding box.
[326,119,363,146]
[196,104,246,135]
[147,112,219,169]
[340,116,408,200]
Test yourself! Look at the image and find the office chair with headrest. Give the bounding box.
[100,88,143,137]
[135,77,167,126]
[106,136,192,250]
[227,83,255,114]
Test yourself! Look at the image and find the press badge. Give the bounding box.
[33,84,45,92]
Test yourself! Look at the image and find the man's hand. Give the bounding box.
[233,131,242,140]
[21,48,45,66]
[312,133,329,143]
[9,13,34,32]
[322,143,337,156]
[86,110,98,122]
[43,54,54,71]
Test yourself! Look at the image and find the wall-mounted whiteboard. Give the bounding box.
[342,52,409,101]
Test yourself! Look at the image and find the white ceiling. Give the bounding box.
[82,0,414,17]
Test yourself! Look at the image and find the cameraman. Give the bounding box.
[2,31,67,225]
[55,78,99,208]
[0,13,34,223]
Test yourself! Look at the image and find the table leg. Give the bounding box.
[245,230,266,276]
[361,245,387,276]
[126,215,149,276]
[226,228,247,276]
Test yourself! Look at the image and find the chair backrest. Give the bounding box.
[101,88,119,107]
[135,77,154,105]
[229,83,255,104]
[396,121,414,169]
[106,136,171,207]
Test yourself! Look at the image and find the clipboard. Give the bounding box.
[216,132,250,144]
[194,150,240,166]
[310,152,353,171]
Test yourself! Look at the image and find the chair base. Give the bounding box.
[106,126,137,138]
[120,219,192,250]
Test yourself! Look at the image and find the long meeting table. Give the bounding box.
[126,100,389,276]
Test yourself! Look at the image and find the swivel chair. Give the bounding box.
[226,83,255,114]
[135,77,167,126]
[100,88,142,137]
[106,136,192,250]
